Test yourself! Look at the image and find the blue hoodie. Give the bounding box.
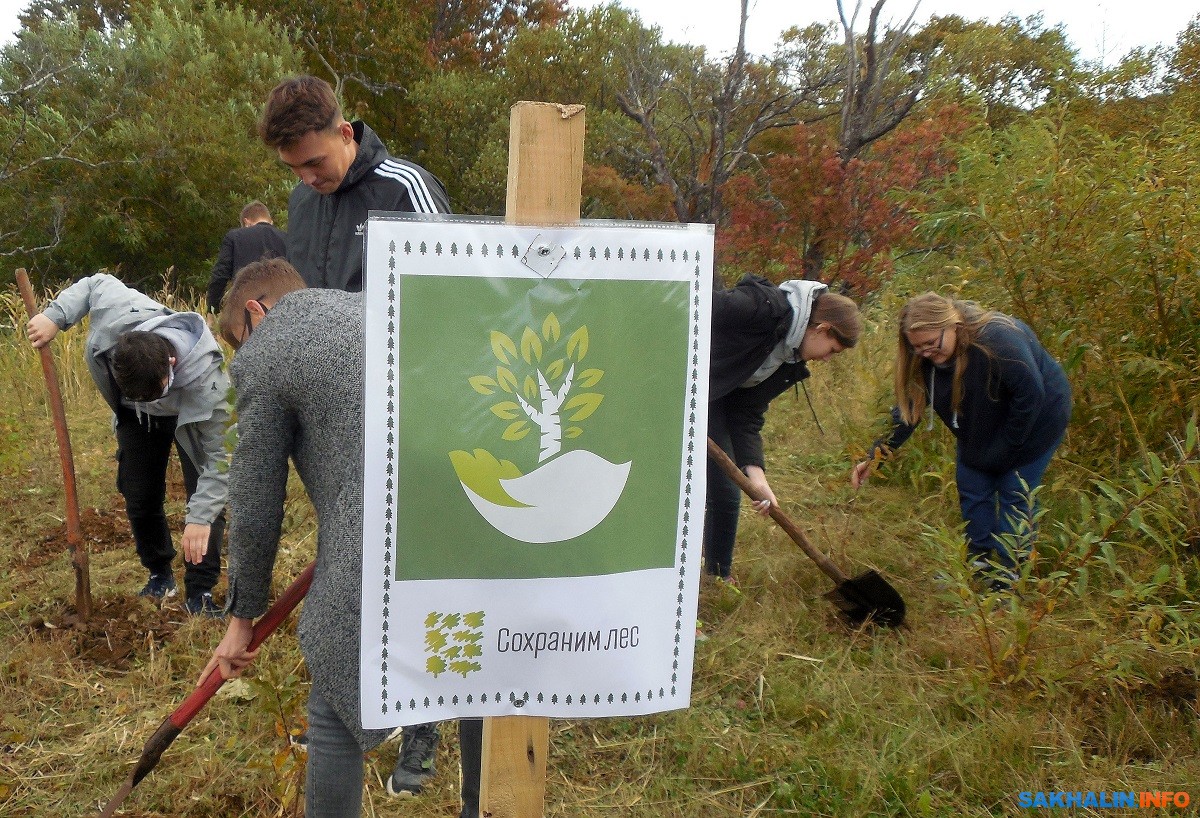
[880,317,1071,474]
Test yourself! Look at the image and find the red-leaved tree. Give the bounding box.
[719,104,969,291]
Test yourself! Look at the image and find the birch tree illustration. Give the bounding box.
[468,312,605,463]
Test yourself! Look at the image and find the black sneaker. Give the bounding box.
[184,592,224,618]
[138,573,177,600]
[386,722,439,797]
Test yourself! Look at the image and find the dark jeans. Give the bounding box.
[703,414,741,579]
[956,438,1061,569]
[305,688,481,818]
[114,405,223,597]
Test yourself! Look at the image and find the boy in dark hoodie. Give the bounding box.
[255,73,451,795]
[258,74,450,292]
[27,273,230,616]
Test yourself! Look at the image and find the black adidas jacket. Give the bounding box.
[286,121,451,292]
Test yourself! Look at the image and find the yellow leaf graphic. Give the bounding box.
[496,367,518,393]
[542,313,561,343]
[524,375,538,399]
[578,368,604,387]
[469,375,497,395]
[490,330,517,364]
[503,420,531,441]
[565,426,583,438]
[449,449,526,507]
[450,660,481,677]
[567,326,589,361]
[521,326,543,363]
[490,401,520,420]
[545,358,565,379]
[563,392,603,422]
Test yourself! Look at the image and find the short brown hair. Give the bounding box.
[112,332,174,401]
[258,75,341,148]
[240,200,272,223]
[810,291,862,348]
[219,258,307,348]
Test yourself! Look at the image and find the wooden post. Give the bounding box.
[475,101,585,818]
[504,101,585,225]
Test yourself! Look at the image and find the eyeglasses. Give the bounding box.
[241,295,270,343]
[911,328,945,354]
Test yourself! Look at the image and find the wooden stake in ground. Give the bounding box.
[15,267,92,618]
[475,100,585,818]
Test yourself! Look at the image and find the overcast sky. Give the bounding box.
[570,0,1195,66]
[0,0,1194,66]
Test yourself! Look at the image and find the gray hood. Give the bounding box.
[741,279,827,387]
[124,312,221,417]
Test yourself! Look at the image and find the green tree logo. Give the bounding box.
[449,312,632,544]
[467,313,605,463]
[424,611,485,678]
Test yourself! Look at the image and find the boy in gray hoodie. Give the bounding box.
[26,273,230,615]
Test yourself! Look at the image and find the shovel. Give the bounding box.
[15,268,92,617]
[98,561,316,817]
[706,438,905,626]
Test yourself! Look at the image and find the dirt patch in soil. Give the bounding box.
[25,594,183,670]
[1141,666,1199,709]
[26,504,132,569]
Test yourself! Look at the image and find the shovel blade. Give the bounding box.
[824,570,906,627]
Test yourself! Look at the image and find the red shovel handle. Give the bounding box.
[100,562,317,816]
[175,561,316,726]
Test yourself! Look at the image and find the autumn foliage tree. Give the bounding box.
[719,104,970,291]
[0,0,300,288]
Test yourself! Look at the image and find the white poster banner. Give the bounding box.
[361,215,713,727]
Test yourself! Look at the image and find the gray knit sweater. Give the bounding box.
[226,288,391,751]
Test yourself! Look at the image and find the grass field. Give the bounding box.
[1,287,1196,817]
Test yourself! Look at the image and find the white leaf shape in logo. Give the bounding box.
[458,449,631,543]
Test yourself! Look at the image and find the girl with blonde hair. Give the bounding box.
[851,292,1071,590]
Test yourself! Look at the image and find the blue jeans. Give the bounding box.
[956,439,1061,569]
[305,688,365,818]
[304,689,482,818]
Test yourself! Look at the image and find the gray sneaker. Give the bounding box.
[386,722,439,797]
[969,559,1019,593]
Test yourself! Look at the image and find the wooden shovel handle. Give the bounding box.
[15,268,82,545]
[180,561,316,726]
[706,437,848,584]
[16,268,90,616]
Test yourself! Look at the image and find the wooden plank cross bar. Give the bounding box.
[476,100,585,818]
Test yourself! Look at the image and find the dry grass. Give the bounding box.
[1,286,1196,817]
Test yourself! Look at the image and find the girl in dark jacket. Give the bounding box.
[851,292,1071,589]
[706,275,863,581]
